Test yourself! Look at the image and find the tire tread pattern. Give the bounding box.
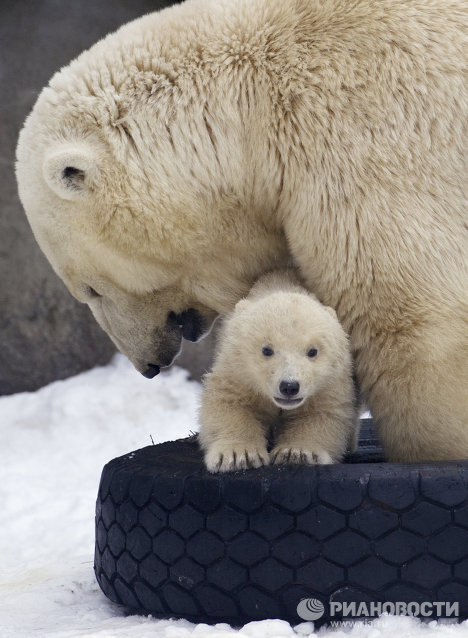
[94,419,468,624]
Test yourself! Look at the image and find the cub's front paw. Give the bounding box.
[271,446,333,465]
[205,445,269,473]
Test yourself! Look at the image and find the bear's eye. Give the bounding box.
[85,285,101,299]
[307,348,318,358]
[262,346,274,357]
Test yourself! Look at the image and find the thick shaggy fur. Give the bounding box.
[16,0,467,461]
[199,270,358,472]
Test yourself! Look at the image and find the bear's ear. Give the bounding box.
[42,144,101,200]
[324,305,338,320]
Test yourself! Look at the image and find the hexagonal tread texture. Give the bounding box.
[95,419,468,625]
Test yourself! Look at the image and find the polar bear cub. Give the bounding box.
[199,270,358,472]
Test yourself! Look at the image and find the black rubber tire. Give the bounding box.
[94,418,468,626]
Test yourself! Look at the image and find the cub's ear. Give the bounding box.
[234,298,250,313]
[324,305,338,320]
[42,144,101,200]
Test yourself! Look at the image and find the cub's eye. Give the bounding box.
[307,347,318,358]
[85,286,101,299]
[262,346,274,357]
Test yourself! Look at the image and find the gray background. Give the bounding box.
[0,0,216,395]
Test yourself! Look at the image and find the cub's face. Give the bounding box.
[234,293,347,409]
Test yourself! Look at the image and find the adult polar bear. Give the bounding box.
[16,0,466,461]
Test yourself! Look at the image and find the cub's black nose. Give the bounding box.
[142,364,161,379]
[279,380,300,396]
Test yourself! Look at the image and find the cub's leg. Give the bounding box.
[271,408,356,465]
[199,376,269,472]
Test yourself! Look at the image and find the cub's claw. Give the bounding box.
[271,447,333,465]
[205,446,270,473]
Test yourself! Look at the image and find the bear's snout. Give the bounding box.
[279,380,300,396]
[141,363,161,378]
[169,308,205,342]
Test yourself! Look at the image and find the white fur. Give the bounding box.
[199,270,358,472]
[16,0,467,461]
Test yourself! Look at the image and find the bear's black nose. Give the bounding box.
[279,380,300,396]
[142,363,161,378]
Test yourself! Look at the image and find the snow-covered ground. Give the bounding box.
[0,354,467,638]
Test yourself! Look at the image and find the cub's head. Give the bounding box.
[229,292,349,409]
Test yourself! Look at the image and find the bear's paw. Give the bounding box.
[271,447,333,466]
[205,445,270,473]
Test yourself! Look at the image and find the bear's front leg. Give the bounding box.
[199,376,269,473]
[271,410,352,466]
[361,321,468,462]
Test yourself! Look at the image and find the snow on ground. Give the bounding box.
[0,354,467,637]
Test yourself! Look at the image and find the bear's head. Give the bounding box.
[228,292,349,409]
[15,4,293,378]
[15,70,289,377]
[16,131,224,377]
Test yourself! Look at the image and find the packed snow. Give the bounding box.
[0,354,466,638]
